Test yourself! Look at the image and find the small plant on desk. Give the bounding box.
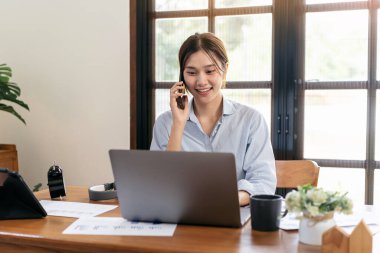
[285,184,353,246]
[33,183,42,192]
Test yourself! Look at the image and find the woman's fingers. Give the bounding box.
[170,82,185,97]
[170,82,190,115]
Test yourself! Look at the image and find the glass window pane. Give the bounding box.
[304,90,367,160]
[222,89,271,128]
[305,10,368,81]
[216,14,272,81]
[156,18,207,82]
[318,167,365,206]
[156,0,208,11]
[307,0,366,4]
[155,89,171,118]
[155,89,271,130]
[375,169,380,205]
[216,0,272,8]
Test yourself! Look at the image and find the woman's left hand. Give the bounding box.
[238,191,250,206]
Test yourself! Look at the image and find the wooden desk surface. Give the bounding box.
[0,186,378,253]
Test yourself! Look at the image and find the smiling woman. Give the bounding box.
[150,32,277,207]
[182,51,225,108]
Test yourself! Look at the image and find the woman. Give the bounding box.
[151,32,276,206]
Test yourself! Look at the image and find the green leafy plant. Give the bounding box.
[285,184,353,218]
[0,63,29,124]
[33,183,42,192]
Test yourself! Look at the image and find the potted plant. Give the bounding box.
[0,63,29,124]
[0,63,29,172]
[285,184,353,246]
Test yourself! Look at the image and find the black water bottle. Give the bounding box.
[47,163,66,199]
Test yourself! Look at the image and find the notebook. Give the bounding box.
[109,149,250,228]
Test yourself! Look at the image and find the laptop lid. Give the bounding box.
[109,150,250,228]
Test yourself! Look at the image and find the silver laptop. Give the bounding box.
[109,149,251,228]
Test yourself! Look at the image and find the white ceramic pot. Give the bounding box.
[298,213,336,246]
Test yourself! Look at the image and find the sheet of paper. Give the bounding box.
[63,217,177,236]
[341,224,380,235]
[40,200,117,218]
[279,213,300,230]
[280,210,380,232]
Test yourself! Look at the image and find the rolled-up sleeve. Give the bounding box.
[238,113,276,196]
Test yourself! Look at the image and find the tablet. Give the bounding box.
[0,168,47,219]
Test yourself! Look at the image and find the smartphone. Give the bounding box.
[176,82,186,110]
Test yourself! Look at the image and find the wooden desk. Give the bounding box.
[0,186,378,253]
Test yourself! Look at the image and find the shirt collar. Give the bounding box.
[188,99,197,122]
[222,97,235,116]
[188,96,236,123]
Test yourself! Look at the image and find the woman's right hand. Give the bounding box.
[170,81,189,126]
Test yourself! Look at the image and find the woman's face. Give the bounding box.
[183,50,226,106]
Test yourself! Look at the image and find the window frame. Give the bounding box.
[130,0,379,204]
[297,0,378,204]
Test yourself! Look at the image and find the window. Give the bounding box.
[153,1,273,128]
[301,1,375,205]
[131,0,379,205]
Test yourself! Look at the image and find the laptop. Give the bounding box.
[109,149,251,228]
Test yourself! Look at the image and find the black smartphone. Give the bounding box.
[176,82,186,110]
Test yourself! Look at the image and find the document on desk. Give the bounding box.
[40,200,117,218]
[280,210,380,232]
[63,217,177,236]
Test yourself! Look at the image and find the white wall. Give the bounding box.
[0,0,130,189]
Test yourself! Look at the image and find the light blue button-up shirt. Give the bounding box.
[150,97,276,196]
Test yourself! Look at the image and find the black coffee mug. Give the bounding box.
[250,194,286,231]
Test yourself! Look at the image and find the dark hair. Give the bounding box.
[178,32,229,82]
